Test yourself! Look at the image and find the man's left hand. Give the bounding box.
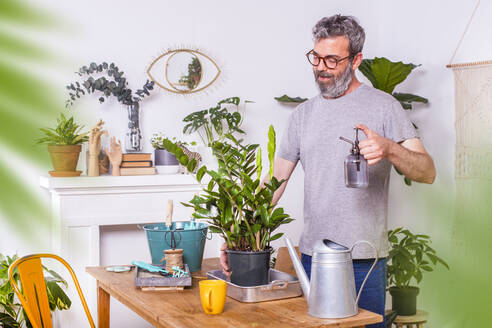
[356,124,393,166]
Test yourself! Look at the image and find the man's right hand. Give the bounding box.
[220,242,231,277]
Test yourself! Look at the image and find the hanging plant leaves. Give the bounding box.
[393,92,428,110]
[274,95,307,104]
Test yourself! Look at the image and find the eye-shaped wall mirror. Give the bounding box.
[147,48,221,94]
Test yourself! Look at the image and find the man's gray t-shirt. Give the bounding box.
[278,84,418,259]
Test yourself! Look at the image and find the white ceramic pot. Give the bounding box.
[156,165,180,174]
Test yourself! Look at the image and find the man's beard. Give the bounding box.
[314,63,353,98]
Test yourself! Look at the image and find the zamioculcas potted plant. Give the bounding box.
[36,113,89,177]
[163,125,294,286]
[387,228,449,315]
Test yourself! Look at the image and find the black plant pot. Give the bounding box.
[154,149,178,165]
[389,286,419,316]
[226,249,271,287]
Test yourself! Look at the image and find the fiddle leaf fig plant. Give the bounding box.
[0,254,71,328]
[182,97,252,146]
[163,125,294,251]
[358,57,429,186]
[65,62,154,107]
[387,228,449,288]
[358,57,428,110]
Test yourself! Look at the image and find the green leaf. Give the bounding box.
[269,233,283,241]
[267,125,276,180]
[46,280,71,311]
[366,57,418,94]
[196,166,207,182]
[393,92,428,110]
[358,59,377,87]
[274,95,307,103]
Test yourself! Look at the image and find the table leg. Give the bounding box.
[97,282,110,328]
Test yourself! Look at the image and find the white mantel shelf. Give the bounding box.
[40,174,201,194]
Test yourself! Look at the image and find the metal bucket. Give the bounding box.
[143,221,209,272]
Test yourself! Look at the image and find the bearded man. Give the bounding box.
[219,14,436,328]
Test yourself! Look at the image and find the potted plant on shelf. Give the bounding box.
[36,113,89,177]
[151,133,197,174]
[387,227,449,315]
[162,125,293,286]
[65,62,154,152]
[0,253,71,328]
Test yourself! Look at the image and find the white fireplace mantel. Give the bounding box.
[40,174,212,327]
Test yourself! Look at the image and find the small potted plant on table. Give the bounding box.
[163,125,293,286]
[387,228,449,315]
[36,113,89,177]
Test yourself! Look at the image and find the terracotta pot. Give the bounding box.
[48,145,82,172]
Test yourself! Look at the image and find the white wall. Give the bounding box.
[5,0,491,326]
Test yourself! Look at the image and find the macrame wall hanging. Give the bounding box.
[446,0,491,262]
[446,0,492,185]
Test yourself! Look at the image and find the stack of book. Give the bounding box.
[120,153,156,176]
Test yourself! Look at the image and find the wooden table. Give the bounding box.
[86,258,382,328]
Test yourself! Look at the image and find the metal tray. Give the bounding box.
[135,264,191,287]
[206,269,302,303]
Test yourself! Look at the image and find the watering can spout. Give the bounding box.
[284,237,310,300]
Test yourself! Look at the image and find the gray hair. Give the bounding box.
[312,15,365,55]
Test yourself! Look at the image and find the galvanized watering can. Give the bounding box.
[285,237,379,318]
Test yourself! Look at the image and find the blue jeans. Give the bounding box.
[301,254,387,328]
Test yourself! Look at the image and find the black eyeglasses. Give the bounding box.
[306,50,352,69]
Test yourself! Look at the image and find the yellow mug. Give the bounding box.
[199,280,227,314]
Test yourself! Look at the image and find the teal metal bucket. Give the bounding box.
[143,221,209,272]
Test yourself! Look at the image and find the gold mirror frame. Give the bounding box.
[147,48,221,94]
[165,51,203,92]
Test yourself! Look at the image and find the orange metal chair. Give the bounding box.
[8,253,95,328]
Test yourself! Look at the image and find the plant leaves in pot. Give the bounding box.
[151,133,179,174]
[162,125,294,286]
[387,228,449,315]
[36,113,89,177]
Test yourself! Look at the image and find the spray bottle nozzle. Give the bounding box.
[339,136,354,146]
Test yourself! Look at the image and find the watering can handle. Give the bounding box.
[350,240,379,307]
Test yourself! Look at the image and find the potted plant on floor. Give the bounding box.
[162,125,294,286]
[387,228,449,315]
[36,113,89,177]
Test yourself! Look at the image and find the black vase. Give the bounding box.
[389,286,419,316]
[226,249,271,287]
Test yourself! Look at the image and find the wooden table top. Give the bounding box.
[86,258,382,328]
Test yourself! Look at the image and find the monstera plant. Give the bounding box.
[182,97,251,146]
[358,57,429,186]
